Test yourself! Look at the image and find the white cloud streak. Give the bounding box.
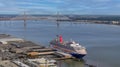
[91,0,111,2]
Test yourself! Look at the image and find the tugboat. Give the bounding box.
[50,35,87,59]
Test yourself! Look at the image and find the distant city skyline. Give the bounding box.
[0,0,120,15]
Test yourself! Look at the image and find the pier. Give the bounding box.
[0,34,73,67]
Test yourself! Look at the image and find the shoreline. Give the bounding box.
[0,34,100,67]
[0,34,58,67]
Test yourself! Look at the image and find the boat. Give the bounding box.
[50,35,87,59]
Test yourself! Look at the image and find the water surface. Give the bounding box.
[0,20,120,67]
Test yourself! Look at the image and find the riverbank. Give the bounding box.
[0,34,60,67]
[0,34,99,67]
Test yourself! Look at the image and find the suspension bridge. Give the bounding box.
[0,12,70,21]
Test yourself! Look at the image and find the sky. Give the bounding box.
[0,0,120,15]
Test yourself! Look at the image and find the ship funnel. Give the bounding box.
[59,35,63,43]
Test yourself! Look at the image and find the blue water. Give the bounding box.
[0,20,120,67]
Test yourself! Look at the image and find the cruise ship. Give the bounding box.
[50,35,87,59]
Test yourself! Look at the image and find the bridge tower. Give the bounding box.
[23,11,27,29]
[56,12,60,27]
[23,11,27,22]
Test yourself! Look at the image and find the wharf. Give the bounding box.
[0,34,72,67]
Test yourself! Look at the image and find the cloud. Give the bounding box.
[46,0,65,3]
[91,0,111,2]
[0,3,4,7]
[0,0,119,15]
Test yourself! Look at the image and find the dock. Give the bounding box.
[53,51,72,60]
[0,34,73,67]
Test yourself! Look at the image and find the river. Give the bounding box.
[0,20,120,67]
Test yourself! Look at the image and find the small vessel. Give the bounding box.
[50,35,87,59]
